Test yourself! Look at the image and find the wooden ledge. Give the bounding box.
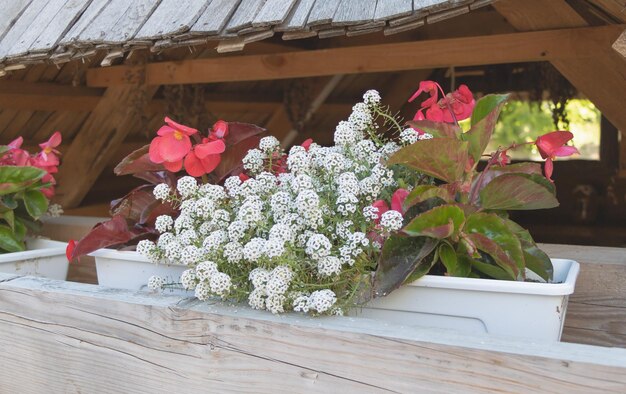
[0,273,625,392]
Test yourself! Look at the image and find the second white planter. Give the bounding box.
[0,238,69,280]
[90,248,188,291]
[356,258,580,341]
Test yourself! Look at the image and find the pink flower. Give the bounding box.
[183,138,226,177]
[38,131,62,163]
[301,138,314,151]
[371,188,409,223]
[149,117,198,168]
[8,136,23,149]
[535,131,579,181]
[409,81,475,124]
[210,120,229,140]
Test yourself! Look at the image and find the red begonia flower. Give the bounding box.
[535,131,579,181]
[184,138,226,177]
[301,138,314,151]
[409,81,475,124]
[66,240,77,262]
[409,80,440,107]
[149,117,197,164]
[210,120,229,140]
[391,188,409,213]
[371,200,390,224]
[8,136,23,149]
[38,131,62,162]
[238,173,250,181]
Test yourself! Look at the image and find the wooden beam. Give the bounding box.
[613,29,626,58]
[53,85,159,208]
[494,0,626,142]
[86,26,624,87]
[1,273,626,392]
[0,80,103,111]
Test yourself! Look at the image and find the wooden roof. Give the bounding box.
[0,0,495,70]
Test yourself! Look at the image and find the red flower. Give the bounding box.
[238,173,250,182]
[66,239,77,262]
[210,120,229,140]
[38,131,62,163]
[535,131,578,181]
[372,188,409,223]
[301,138,314,151]
[183,138,226,177]
[149,117,198,170]
[409,81,475,124]
[8,136,23,149]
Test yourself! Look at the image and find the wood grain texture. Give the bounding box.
[28,0,92,53]
[0,274,625,393]
[374,0,413,20]
[135,0,210,39]
[0,0,31,42]
[307,0,342,26]
[60,0,110,45]
[225,0,266,33]
[613,29,626,57]
[0,0,49,60]
[86,25,624,86]
[276,0,317,31]
[54,84,158,208]
[332,0,377,25]
[252,0,298,27]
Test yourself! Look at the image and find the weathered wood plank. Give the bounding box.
[224,0,266,33]
[307,0,342,26]
[59,0,110,45]
[28,0,92,53]
[0,0,31,42]
[252,0,298,27]
[191,0,241,35]
[135,0,209,40]
[613,29,626,58]
[2,0,69,58]
[332,0,377,25]
[0,0,49,60]
[374,0,413,21]
[276,0,317,31]
[1,274,626,393]
[86,25,625,87]
[77,0,159,44]
[106,0,160,44]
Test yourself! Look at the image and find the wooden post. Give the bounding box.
[53,84,157,208]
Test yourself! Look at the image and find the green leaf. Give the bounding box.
[0,224,25,252]
[471,94,510,125]
[0,145,9,155]
[21,190,48,220]
[0,195,18,211]
[504,220,553,281]
[438,243,458,274]
[464,94,509,162]
[1,209,15,230]
[373,236,438,297]
[13,217,26,240]
[0,166,46,196]
[404,185,454,210]
[404,248,438,284]
[474,162,543,192]
[465,212,525,278]
[402,204,465,239]
[404,120,462,139]
[471,258,514,280]
[465,233,517,280]
[479,173,558,210]
[388,138,469,183]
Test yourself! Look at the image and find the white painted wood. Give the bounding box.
[276,0,317,31]
[191,0,241,35]
[252,0,297,27]
[307,0,342,26]
[0,274,625,393]
[135,0,209,39]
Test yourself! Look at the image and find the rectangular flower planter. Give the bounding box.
[0,238,69,280]
[90,248,187,291]
[356,258,580,341]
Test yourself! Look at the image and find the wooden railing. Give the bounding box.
[0,242,625,392]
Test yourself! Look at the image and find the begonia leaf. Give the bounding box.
[0,166,46,196]
[479,173,558,210]
[464,94,509,162]
[405,120,462,139]
[402,204,465,239]
[388,138,469,183]
[373,235,438,297]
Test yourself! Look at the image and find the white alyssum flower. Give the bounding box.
[147,275,165,290]
[305,234,332,260]
[400,128,419,145]
[242,148,265,174]
[259,136,280,153]
[181,269,197,290]
[317,256,342,277]
[380,210,404,232]
[363,89,381,106]
[307,289,337,313]
[177,176,198,198]
[419,133,434,140]
[209,272,232,296]
[153,183,171,201]
[155,215,174,233]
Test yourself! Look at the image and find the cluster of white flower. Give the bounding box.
[138,89,431,315]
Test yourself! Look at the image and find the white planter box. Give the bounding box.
[0,238,69,280]
[356,258,580,341]
[90,249,187,291]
